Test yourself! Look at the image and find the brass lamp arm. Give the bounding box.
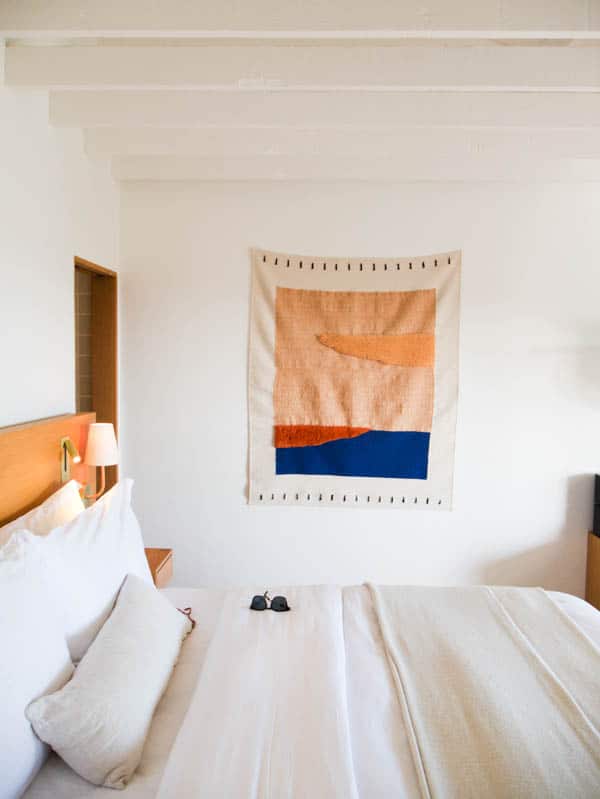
[83,465,106,501]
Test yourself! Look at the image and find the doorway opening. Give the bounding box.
[74,256,118,491]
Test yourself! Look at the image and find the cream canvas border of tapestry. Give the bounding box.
[248,248,461,510]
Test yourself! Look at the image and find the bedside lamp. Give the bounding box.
[84,423,119,500]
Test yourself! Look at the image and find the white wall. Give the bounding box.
[119,181,600,594]
[0,87,119,427]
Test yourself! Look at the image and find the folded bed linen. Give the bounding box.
[371,585,600,799]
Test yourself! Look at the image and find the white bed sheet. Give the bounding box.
[26,588,600,798]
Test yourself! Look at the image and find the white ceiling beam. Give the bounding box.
[1,0,598,36]
[6,44,600,91]
[50,90,600,129]
[84,126,600,161]
[111,153,600,182]
[5,33,600,44]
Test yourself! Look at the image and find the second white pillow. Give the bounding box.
[12,479,152,661]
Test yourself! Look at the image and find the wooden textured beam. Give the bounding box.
[50,90,600,129]
[111,154,600,182]
[7,44,600,91]
[1,0,598,35]
[85,127,600,161]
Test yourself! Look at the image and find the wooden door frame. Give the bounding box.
[74,256,119,489]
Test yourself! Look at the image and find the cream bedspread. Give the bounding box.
[370,585,600,799]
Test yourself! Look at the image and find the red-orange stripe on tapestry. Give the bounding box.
[317,333,435,367]
[274,425,370,448]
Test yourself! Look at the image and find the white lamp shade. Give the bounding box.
[84,423,119,466]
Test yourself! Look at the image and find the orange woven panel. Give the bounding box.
[274,425,370,448]
[317,333,434,367]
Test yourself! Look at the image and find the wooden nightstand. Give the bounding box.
[585,532,600,610]
[145,548,173,588]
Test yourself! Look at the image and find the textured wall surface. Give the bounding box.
[0,88,118,427]
[119,180,600,594]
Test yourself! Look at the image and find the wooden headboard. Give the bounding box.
[0,412,96,526]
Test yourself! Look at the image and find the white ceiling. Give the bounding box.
[2,0,600,181]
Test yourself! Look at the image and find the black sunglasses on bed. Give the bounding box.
[250,591,291,612]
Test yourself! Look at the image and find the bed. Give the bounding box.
[2,415,600,798]
[21,584,600,799]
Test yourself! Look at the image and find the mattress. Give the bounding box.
[26,588,600,798]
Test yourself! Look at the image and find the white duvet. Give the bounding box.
[26,586,600,799]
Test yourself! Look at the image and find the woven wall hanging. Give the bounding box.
[248,248,460,509]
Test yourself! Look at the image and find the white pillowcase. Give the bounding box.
[0,542,74,799]
[0,479,85,548]
[12,479,153,662]
[27,574,192,789]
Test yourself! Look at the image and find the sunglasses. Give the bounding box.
[250,591,291,612]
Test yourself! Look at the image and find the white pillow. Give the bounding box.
[0,479,85,548]
[0,540,74,798]
[13,479,153,661]
[27,574,192,789]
